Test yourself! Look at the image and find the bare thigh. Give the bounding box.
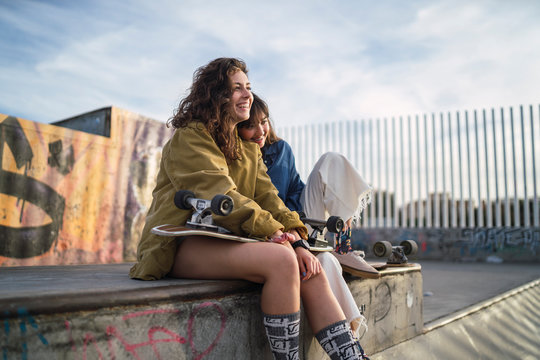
[169,236,298,283]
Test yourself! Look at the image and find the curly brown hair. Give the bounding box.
[167,58,249,162]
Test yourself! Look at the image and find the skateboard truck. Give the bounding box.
[174,190,234,234]
[373,240,418,265]
[298,212,344,248]
[160,191,333,251]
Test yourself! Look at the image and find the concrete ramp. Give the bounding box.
[372,278,540,359]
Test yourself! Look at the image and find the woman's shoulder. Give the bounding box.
[172,122,210,139]
[267,139,291,153]
[275,139,295,157]
[177,121,207,133]
[167,122,219,155]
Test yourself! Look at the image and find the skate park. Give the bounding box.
[1,107,539,359]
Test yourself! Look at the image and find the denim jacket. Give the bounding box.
[262,140,305,212]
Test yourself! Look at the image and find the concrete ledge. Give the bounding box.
[371,278,540,359]
[0,264,259,317]
[302,265,423,358]
[1,263,423,359]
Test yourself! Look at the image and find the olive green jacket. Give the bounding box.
[129,122,307,280]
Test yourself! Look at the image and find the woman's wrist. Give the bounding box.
[288,229,301,242]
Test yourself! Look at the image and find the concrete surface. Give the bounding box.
[0,263,422,359]
[368,259,540,359]
[306,265,423,358]
[3,260,537,359]
[372,278,540,359]
[416,260,540,324]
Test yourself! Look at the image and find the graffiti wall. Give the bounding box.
[353,227,540,262]
[1,298,269,360]
[0,108,171,266]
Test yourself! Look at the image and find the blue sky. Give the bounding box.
[1,0,539,127]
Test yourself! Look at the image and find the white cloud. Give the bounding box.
[0,0,539,127]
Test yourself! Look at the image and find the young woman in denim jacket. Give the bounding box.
[238,94,376,358]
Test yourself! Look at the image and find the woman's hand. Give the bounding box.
[269,229,319,280]
[295,247,321,281]
[268,230,295,244]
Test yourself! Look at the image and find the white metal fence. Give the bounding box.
[277,104,539,228]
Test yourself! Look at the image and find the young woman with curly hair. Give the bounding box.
[130,58,366,359]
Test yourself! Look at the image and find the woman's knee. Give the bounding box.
[317,252,343,277]
[300,266,332,296]
[320,151,342,160]
[269,245,297,270]
[262,245,298,279]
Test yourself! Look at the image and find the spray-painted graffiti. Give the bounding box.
[343,270,422,356]
[2,302,227,360]
[372,282,392,324]
[353,227,540,261]
[460,227,540,255]
[0,109,170,266]
[0,117,65,259]
[47,139,74,175]
[2,308,49,360]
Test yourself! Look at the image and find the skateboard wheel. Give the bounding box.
[326,216,344,233]
[400,240,418,255]
[174,190,195,210]
[211,194,234,216]
[373,241,392,257]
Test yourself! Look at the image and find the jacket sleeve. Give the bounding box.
[282,142,305,212]
[252,147,308,239]
[165,125,288,239]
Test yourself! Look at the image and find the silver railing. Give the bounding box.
[277,104,539,228]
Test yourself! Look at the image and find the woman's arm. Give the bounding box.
[252,145,308,239]
[165,124,285,239]
[284,145,305,212]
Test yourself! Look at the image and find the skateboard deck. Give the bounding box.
[152,224,333,252]
[367,261,421,275]
[367,261,388,270]
[368,261,417,270]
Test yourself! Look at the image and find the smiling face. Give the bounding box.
[229,70,253,122]
[238,112,270,148]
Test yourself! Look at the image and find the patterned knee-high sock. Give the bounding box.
[315,320,362,360]
[263,311,300,360]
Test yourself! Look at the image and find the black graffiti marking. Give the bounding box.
[48,140,74,175]
[0,117,65,259]
[373,282,392,323]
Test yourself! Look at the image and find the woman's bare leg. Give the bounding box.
[170,236,300,314]
[301,271,365,359]
[300,270,346,333]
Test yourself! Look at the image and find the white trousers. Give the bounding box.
[300,152,372,335]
